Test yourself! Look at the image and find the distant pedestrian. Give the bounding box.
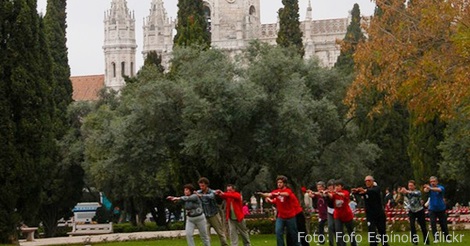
[302,186,313,213]
[243,202,250,216]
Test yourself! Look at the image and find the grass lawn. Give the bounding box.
[88,232,470,246]
[1,231,469,246]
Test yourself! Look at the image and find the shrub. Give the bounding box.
[246,219,275,234]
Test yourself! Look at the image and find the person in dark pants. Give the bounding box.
[325,179,336,246]
[328,180,356,246]
[352,176,389,246]
[294,210,310,246]
[197,177,229,246]
[400,180,429,245]
[424,176,449,243]
[308,181,328,245]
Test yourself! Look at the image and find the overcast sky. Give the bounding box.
[36,0,376,76]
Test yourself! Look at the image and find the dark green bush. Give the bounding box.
[246,219,275,234]
[168,221,185,230]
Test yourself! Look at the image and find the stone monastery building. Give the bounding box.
[72,0,354,100]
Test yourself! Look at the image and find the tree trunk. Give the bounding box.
[41,205,59,237]
[155,200,166,226]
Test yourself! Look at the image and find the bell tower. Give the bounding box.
[203,0,261,49]
[142,0,174,68]
[103,0,137,91]
[143,0,174,56]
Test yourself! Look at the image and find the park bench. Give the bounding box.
[67,222,113,236]
[20,226,38,241]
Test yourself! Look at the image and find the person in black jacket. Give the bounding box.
[352,176,389,246]
[325,179,336,246]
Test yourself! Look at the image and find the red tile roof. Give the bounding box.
[70,75,105,101]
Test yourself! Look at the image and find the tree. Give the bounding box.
[438,109,470,203]
[276,0,304,57]
[173,0,210,49]
[346,0,469,190]
[335,3,366,74]
[0,0,56,243]
[83,77,184,226]
[39,0,83,237]
[243,43,379,188]
[82,44,382,228]
[144,51,165,74]
[43,0,72,126]
[347,0,469,124]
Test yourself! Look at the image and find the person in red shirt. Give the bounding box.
[259,175,302,246]
[216,184,251,246]
[327,180,356,246]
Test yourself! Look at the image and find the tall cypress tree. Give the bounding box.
[0,1,22,243]
[40,0,85,237]
[335,4,366,74]
[173,0,210,49]
[0,0,56,243]
[44,0,72,131]
[276,0,304,57]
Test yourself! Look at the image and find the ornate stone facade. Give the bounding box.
[104,0,351,90]
[103,0,138,91]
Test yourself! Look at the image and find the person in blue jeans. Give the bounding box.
[424,176,449,243]
[259,176,301,246]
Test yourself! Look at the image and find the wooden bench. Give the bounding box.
[20,227,38,241]
[67,222,113,236]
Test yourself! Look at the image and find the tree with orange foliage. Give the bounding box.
[346,0,469,185]
[346,0,469,124]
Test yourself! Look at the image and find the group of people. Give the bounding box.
[169,175,450,246]
[167,177,251,246]
[301,175,449,246]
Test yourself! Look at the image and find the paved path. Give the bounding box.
[19,230,188,246]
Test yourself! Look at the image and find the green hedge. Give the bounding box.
[246,219,275,234]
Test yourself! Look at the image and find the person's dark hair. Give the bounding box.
[227,184,236,190]
[198,177,210,185]
[276,175,288,183]
[317,181,326,188]
[326,179,335,187]
[334,179,345,187]
[183,184,195,192]
[408,180,416,185]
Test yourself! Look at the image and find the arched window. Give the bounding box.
[121,62,126,76]
[249,6,256,16]
[112,62,116,77]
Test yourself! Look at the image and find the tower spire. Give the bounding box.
[306,0,313,21]
[142,0,174,68]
